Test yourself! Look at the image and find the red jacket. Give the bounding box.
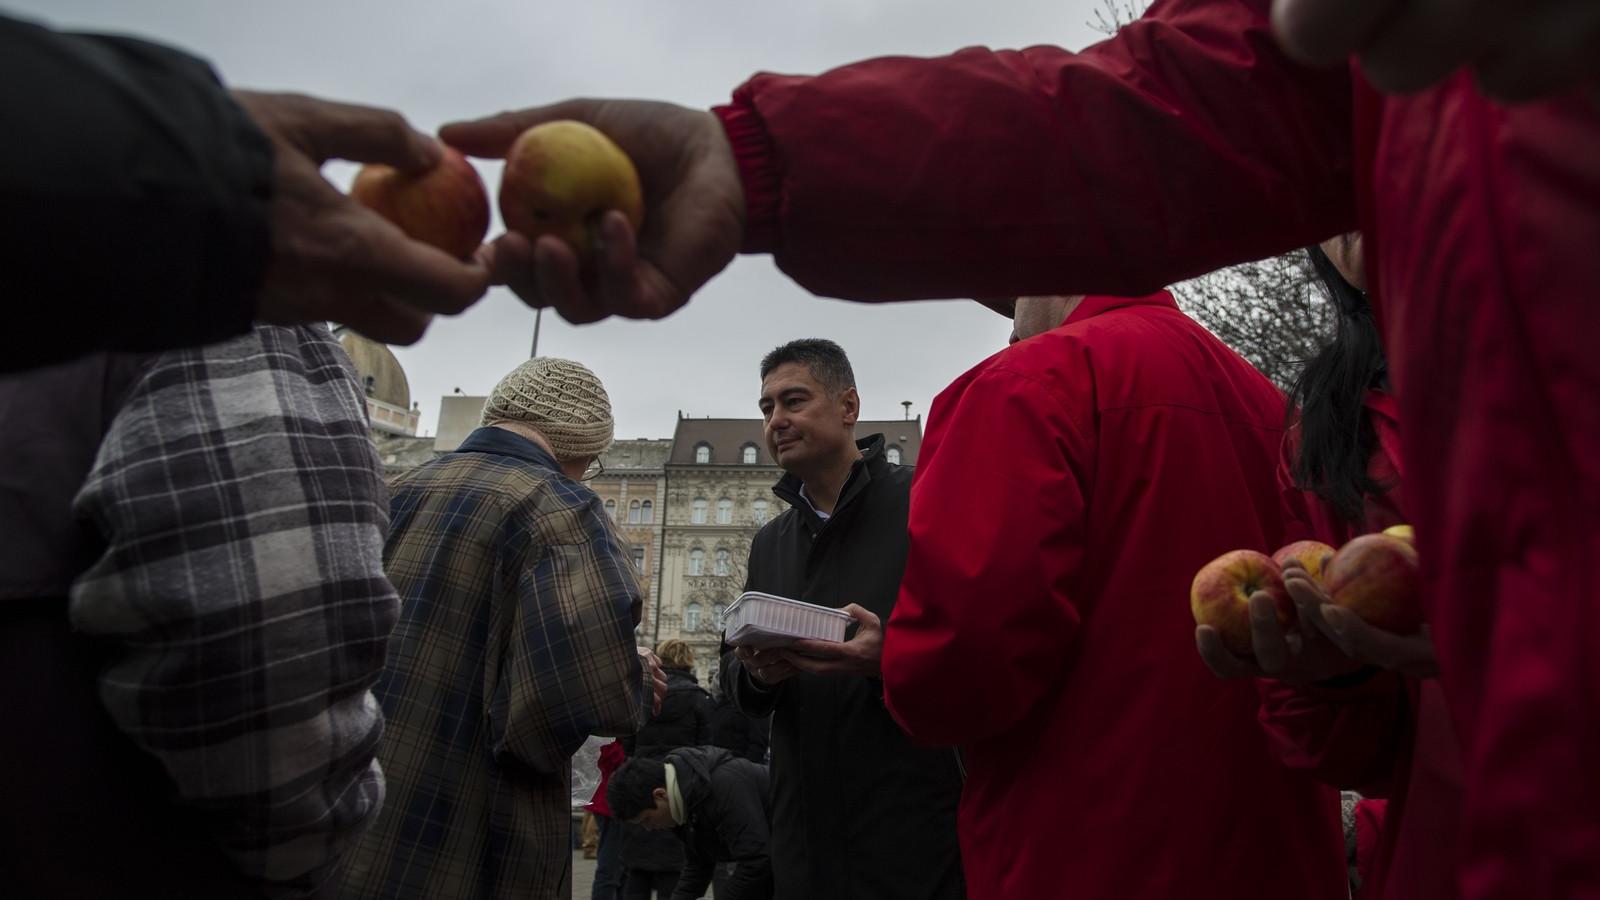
[585,739,627,818]
[1262,392,1464,900]
[879,292,1345,900]
[713,1,1600,895]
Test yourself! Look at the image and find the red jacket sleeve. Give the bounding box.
[1257,671,1412,796]
[882,362,1091,746]
[714,0,1356,302]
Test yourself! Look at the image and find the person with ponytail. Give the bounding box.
[1196,234,1465,900]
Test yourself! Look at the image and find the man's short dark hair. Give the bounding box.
[759,339,856,396]
[607,756,667,821]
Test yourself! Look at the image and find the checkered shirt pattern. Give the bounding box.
[338,426,647,900]
[69,324,397,896]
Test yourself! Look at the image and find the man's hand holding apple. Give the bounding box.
[441,99,745,326]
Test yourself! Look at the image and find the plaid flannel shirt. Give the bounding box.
[339,426,648,900]
[69,325,397,896]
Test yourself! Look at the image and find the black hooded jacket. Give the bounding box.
[665,746,772,900]
[620,666,713,871]
[721,435,965,900]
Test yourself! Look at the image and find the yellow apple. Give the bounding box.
[1191,549,1293,656]
[499,121,644,267]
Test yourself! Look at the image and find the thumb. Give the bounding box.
[441,99,609,158]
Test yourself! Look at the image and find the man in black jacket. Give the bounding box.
[1,13,489,372]
[609,747,773,900]
[720,340,964,900]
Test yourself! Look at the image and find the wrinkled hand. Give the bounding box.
[735,645,801,687]
[234,91,490,345]
[1272,0,1600,101]
[639,647,668,714]
[1195,565,1367,684]
[780,604,884,678]
[440,98,744,324]
[1287,567,1440,678]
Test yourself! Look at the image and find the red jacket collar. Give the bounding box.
[1063,290,1179,326]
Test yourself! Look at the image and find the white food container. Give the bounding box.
[723,591,853,649]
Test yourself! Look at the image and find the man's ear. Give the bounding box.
[653,786,669,804]
[840,386,860,425]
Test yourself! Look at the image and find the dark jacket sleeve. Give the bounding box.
[745,715,770,764]
[0,14,270,372]
[668,841,716,900]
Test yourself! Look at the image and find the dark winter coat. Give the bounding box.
[665,746,772,900]
[621,667,713,872]
[1,15,268,373]
[709,691,770,763]
[721,435,965,900]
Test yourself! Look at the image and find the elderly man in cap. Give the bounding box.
[340,357,666,900]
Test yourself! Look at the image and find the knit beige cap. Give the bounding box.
[481,357,614,460]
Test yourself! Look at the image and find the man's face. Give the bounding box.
[1009,295,1082,344]
[759,362,857,473]
[627,789,677,831]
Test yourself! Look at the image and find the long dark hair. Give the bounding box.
[1287,243,1389,524]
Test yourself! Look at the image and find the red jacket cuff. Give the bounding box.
[714,87,780,255]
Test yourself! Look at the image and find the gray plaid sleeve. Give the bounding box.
[69,326,398,896]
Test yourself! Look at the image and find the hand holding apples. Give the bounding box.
[233,91,490,346]
[1193,548,1367,684]
[441,98,745,325]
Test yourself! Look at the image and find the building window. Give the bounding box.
[632,546,646,570]
[688,548,705,576]
[694,443,711,464]
[716,498,733,524]
[713,603,728,628]
[885,445,903,465]
[714,548,731,576]
[640,500,654,524]
[752,499,770,525]
[742,444,758,464]
[604,499,616,521]
[685,602,702,632]
[691,498,708,525]
[628,500,641,524]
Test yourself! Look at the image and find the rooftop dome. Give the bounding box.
[338,330,411,410]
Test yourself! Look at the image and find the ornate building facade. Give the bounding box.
[589,439,671,636]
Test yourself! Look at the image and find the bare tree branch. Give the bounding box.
[1171,251,1333,391]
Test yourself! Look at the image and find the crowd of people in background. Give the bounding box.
[3,0,1597,898]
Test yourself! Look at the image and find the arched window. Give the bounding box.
[716,498,733,524]
[742,444,759,464]
[640,500,654,524]
[885,445,903,465]
[752,500,770,525]
[713,603,728,628]
[714,548,731,576]
[688,548,705,576]
[691,498,708,525]
[628,500,641,524]
[685,602,703,632]
[694,443,711,464]
[604,499,616,521]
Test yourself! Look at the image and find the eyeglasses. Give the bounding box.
[580,458,606,482]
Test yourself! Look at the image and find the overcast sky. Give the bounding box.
[15,0,1115,439]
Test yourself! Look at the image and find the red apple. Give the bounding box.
[1324,534,1423,634]
[1272,540,1336,583]
[499,120,644,268]
[1191,549,1294,656]
[351,147,489,260]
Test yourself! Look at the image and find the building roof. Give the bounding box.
[338,331,411,410]
[668,417,922,466]
[602,439,673,471]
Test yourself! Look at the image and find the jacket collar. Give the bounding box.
[772,434,887,523]
[455,425,561,472]
[1063,290,1179,326]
